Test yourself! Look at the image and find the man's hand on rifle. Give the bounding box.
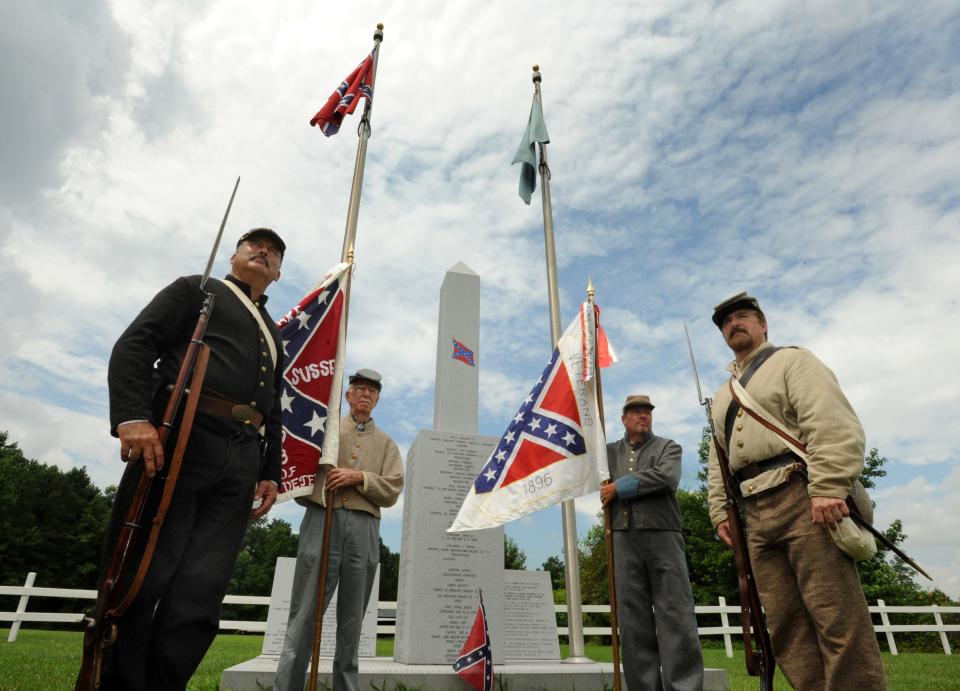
[118,421,165,477]
[716,520,734,548]
[810,495,849,525]
[251,480,277,520]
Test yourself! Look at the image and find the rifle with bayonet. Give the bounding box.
[75,177,240,691]
[684,322,775,690]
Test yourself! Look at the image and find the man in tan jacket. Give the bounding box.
[275,368,404,691]
[706,292,885,690]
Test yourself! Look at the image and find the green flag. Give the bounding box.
[511,93,550,204]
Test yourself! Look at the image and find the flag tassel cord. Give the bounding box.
[307,22,383,691]
[589,281,623,691]
[532,64,590,663]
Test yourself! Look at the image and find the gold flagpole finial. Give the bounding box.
[587,277,595,300]
[374,23,384,41]
[532,64,541,84]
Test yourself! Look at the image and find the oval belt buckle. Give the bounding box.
[231,404,256,425]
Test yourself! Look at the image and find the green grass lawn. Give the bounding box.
[3,628,958,690]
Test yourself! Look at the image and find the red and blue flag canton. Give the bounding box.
[310,52,374,136]
[452,339,476,367]
[453,593,493,691]
[474,348,586,494]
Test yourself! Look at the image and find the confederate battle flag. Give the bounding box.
[448,302,615,532]
[310,52,374,136]
[452,591,494,691]
[274,263,350,502]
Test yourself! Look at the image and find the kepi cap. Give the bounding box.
[622,394,655,412]
[237,227,286,257]
[348,368,382,392]
[712,291,763,328]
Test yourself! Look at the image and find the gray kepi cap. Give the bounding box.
[348,368,382,392]
[622,394,655,413]
[712,291,764,328]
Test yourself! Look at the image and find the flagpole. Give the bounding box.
[589,280,622,691]
[532,64,590,664]
[340,23,384,261]
[308,21,384,690]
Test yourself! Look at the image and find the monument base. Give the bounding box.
[219,655,728,690]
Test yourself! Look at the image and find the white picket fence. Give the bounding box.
[2,572,957,657]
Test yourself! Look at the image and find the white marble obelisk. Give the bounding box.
[394,262,505,665]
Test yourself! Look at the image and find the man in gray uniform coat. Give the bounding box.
[275,368,404,691]
[601,394,703,691]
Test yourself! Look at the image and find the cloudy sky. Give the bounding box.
[2,0,958,598]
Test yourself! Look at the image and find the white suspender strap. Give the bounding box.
[218,278,278,369]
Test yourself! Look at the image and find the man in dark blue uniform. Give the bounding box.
[99,228,286,691]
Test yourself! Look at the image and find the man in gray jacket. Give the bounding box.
[601,394,703,691]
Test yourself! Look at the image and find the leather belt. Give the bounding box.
[733,452,804,485]
[197,392,264,428]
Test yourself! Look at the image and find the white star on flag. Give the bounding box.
[304,411,327,437]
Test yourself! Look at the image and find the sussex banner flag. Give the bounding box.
[449,304,612,532]
[452,591,494,691]
[310,52,374,136]
[274,263,350,502]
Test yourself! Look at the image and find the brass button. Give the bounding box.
[262,351,268,357]
[748,484,755,492]
[736,440,744,448]
[736,424,743,432]
[244,420,252,426]
[737,410,743,418]
[355,442,360,448]
[260,366,267,372]
[351,453,358,459]
[250,401,257,407]
[259,381,265,387]
[254,302,260,308]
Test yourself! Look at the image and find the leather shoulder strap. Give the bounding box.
[722,346,782,453]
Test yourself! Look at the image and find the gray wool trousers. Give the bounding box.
[613,528,704,691]
[274,506,379,691]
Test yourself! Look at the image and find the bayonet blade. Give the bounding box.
[200,176,240,291]
[684,320,705,406]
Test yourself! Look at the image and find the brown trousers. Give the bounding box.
[743,475,886,691]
